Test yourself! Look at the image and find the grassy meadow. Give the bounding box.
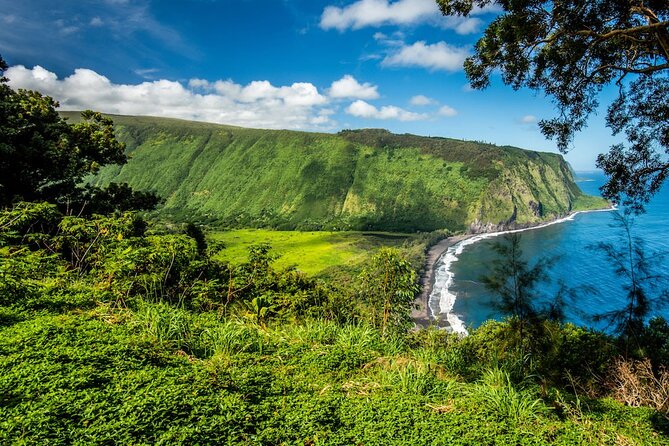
[210,229,427,276]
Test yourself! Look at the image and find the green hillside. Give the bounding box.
[64,113,606,231]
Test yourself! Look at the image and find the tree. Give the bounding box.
[185,222,208,255]
[437,1,669,212]
[481,233,560,358]
[0,54,158,213]
[592,212,667,354]
[79,183,161,215]
[359,248,419,336]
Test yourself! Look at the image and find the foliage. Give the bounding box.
[1,311,667,444]
[0,55,158,214]
[640,317,669,367]
[0,203,665,443]
[437,1,669,212]
[467,367,547,422]
[78,182,162,215]
[591,212,668,352]
[480,233,561,357]
[0,203,356,325]
[185,222,207,255]
[81,113,600,232]
[359,248,419,336]
[0,203,666,443]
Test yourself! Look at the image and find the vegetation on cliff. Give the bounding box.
[437,1,669,214]
[73,113,607,232]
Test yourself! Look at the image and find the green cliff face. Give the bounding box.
[470,150,584,232]
[70,113,606,232]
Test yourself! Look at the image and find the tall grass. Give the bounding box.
[279,318,340,345]
[468,367,548,422]
[132,302,271,357]
[335,323,381,353]
[131,301,197,353]
[380,358,450,397]
[203,320,267,356]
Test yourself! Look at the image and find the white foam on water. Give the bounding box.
[428,207,615,336]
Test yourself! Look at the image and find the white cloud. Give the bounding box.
[444,16,481,34]
[373,30,405,47]
[328,75,379,99]
[382,41,469,72]
[346,99,427,121]
[438,105,458,117]
[5,65,334,130]
[320,0,488,34]
[187,78,209,89]
[90,17,104,27]
[520,115,537,124]
[55,19,79,36]
[134,68,159,79]
[409,94,435,106]
[359,53,383,62]
[321,0,436,31]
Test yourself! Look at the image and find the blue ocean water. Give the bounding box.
[446,171,669,332]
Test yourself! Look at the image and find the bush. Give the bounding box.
[607,357,669,418]
[467,367,548,422]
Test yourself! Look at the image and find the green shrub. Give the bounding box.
[468,367,548,422]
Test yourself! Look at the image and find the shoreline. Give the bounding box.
[413,205,615,332]
[411,234,474,329]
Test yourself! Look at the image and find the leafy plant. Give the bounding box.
[469,367,547,422]
[359,248,419,337]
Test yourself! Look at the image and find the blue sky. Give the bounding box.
[1,0,619,169]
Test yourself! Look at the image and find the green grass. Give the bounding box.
[572,193,611,211]
[1,204,666,444]
[210,229,415,276]
[2,310,667,445]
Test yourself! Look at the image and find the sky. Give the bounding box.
[0,0,621,170]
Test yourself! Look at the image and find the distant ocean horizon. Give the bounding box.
[431,170,669,334]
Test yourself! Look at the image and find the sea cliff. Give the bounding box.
[64,113,607,232]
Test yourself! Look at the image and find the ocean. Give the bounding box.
[428,171,669,335]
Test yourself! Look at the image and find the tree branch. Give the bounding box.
[575,21,669,41]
